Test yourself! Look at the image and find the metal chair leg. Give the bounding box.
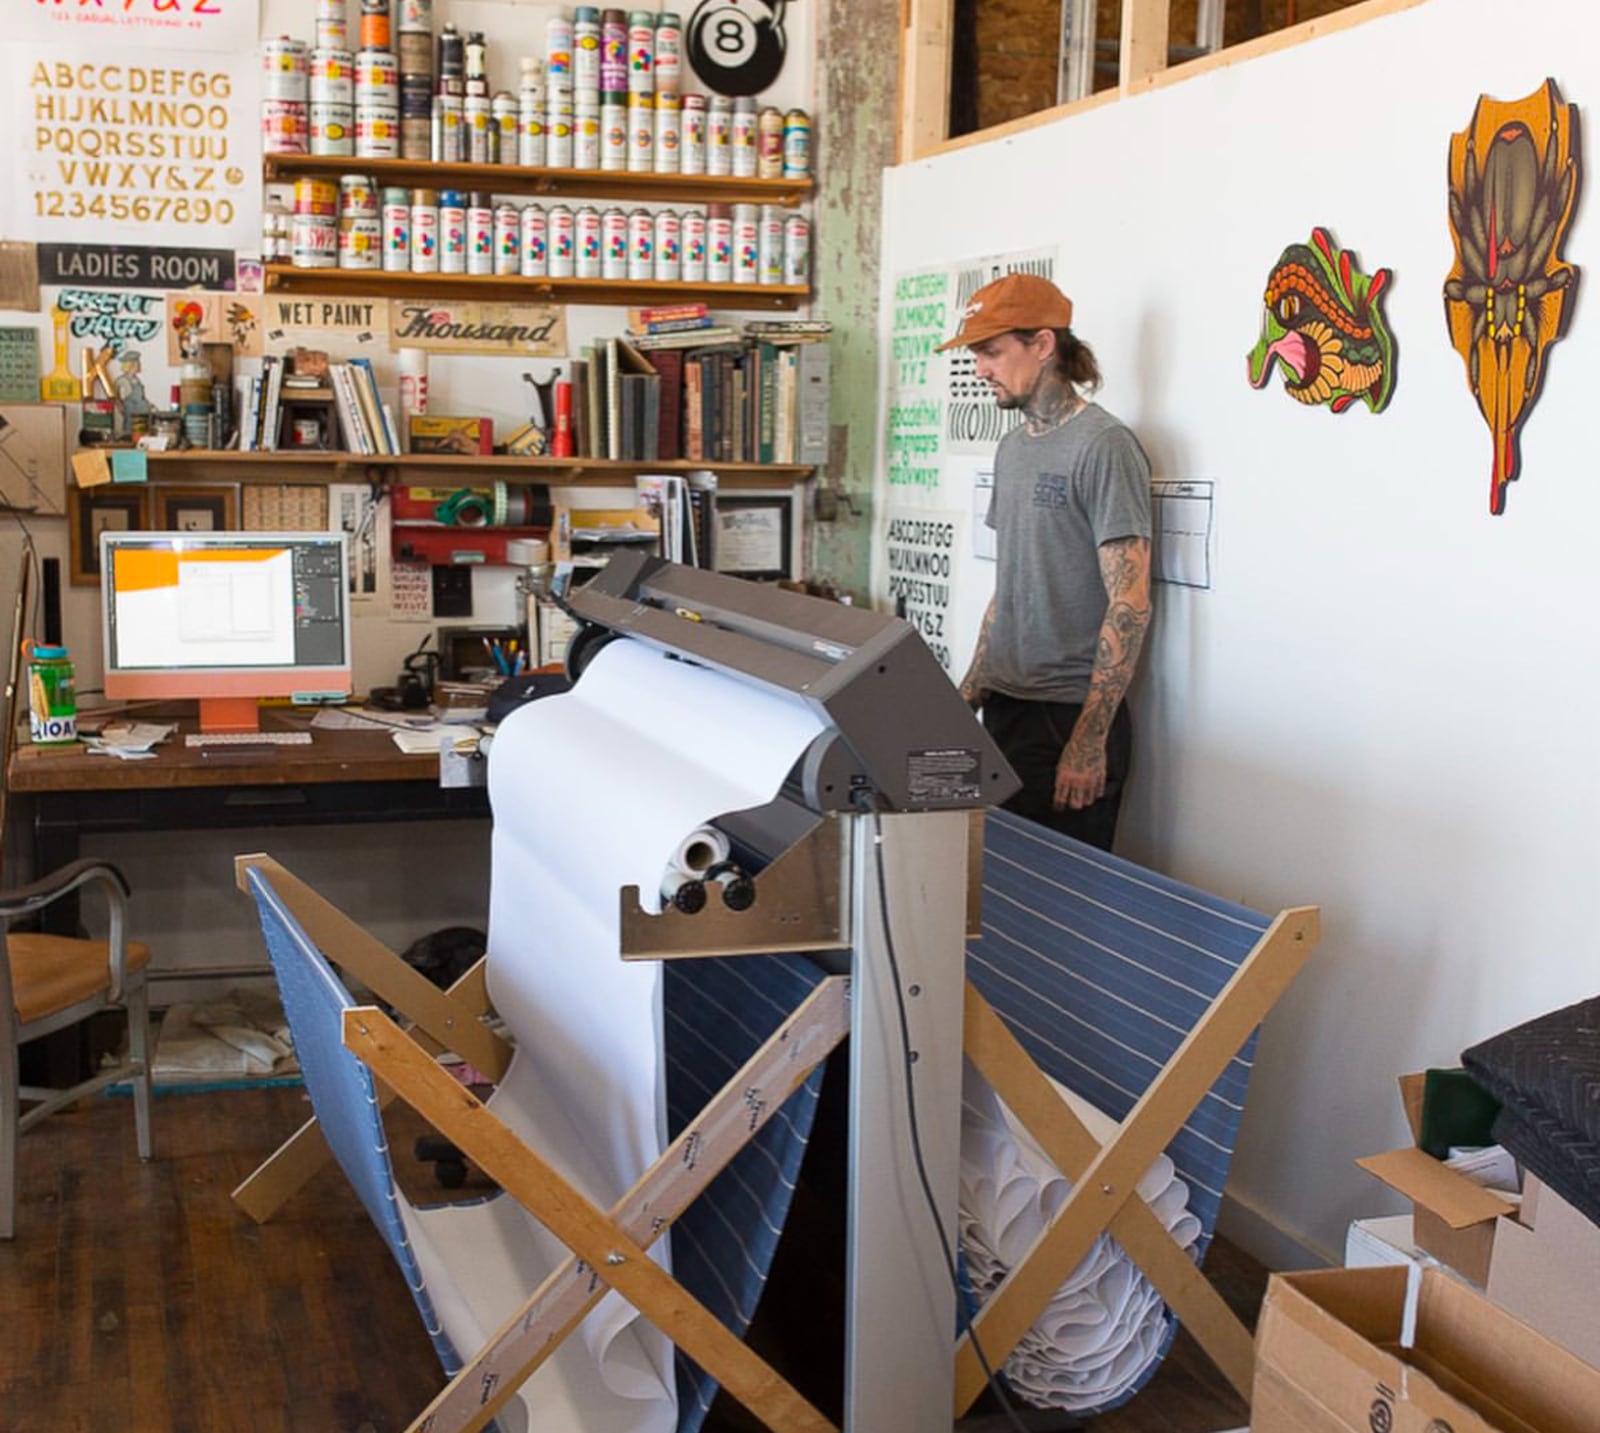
[0,1036,18,1240]
[127,981,153,1162]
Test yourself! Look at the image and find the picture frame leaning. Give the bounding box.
[68,484,148,585]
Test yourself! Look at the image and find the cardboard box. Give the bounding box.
[1253,1266,1600,1433]
[1486,1174,1600,1369]
[407,414,494,455]
[1356,1073,1517,1285]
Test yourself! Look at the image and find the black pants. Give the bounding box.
[983,692,1133,852]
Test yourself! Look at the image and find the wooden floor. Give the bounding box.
[0,1086,1263,1433]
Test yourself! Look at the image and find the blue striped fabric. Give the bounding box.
[966,811,1273,1410]
[246,868,463,1378]
[662,954,830,1433]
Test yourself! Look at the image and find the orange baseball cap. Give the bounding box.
[937,273,1075,351]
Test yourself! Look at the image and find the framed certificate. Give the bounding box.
[713,496,794,581]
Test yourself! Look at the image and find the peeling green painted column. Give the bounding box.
[808,0,901,601]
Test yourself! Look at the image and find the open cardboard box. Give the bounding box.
[1356,1072,1516,1285]
[1253,1265,1600,1433]
[1486,1172,1600,1368]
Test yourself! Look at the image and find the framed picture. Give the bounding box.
[68,484,148,585]
[713,495,795,581]
[155,484,238,533]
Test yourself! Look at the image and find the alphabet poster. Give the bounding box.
[3,0,261,253]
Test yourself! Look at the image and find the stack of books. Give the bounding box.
[563,319,832,468]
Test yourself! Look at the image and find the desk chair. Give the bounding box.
[0,541,153,1239]
[0,860,154,1238]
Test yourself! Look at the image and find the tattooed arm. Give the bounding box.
[1055,536,1151,810]
[959,596,996,707]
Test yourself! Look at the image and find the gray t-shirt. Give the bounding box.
[984,402,1152,704]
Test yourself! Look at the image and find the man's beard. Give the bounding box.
[992,387,1022,410]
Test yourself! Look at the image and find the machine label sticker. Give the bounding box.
[907,747,981,805]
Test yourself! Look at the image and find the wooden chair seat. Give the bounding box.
[7,933,152,1025]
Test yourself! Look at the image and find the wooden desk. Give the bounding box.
[8,710,490,920]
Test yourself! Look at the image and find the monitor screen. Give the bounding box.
[101,531,352,731]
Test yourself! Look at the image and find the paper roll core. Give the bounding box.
[672,827,728,875]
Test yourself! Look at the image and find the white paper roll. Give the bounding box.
[668,825,729,879]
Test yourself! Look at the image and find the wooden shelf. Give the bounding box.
[143,449,812,489]
[264,264,808,311]
[263,154,813,209]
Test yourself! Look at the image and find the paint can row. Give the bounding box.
[288,191,809,288]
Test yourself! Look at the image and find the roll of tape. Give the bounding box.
[668,825,729,878]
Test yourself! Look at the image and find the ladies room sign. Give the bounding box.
[2,0,260,253]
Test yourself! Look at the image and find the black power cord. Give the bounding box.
[868,808,1031,1433]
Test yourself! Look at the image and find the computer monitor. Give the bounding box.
[101,531,352,732]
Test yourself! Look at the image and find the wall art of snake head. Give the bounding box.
[1247,227,1396,414]
[1444,79,1581,516]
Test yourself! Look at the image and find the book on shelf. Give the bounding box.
[631,324,741,351]
[260,354,286,452]
[743,319,834,341]
[627,302,708,330]
[605,337,659,461]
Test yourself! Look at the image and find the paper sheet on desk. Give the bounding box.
[479,640,826,1429]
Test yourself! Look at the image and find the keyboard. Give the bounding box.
[185,730,314,748]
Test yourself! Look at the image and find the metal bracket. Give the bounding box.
[619,815,850,961]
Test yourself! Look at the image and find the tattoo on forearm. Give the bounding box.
[1072,538,1151,747]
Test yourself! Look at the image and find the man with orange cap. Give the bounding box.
[939,273,1152,850]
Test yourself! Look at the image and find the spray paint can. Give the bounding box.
[439,189,466,273]
[601,9,627,93]
[465,94,492,164]
[601,206,629,279]
[25,644,76,746]
[758,106,784,178]
[682,207,707,282]
[681,93,706,175]
[783,108,811,178]
[433,93,463,161]
[575,205,602,278]
[492,202,520,275]
[731,96,758,178]
[732,202,758,284]
[707,94,732,176]
[382,187,411,270]
[600,97,628,171]
[627,91,654,173]
[489,91,517,165]
[546,15,574,94]
[467,192,494,274]
[627,11,654,92]
[758,203,784,284]
[520,203,549,276]
[548,204,575,277]
[518,58,546,166]
[627,207,654,280]
[410,188,439,271]
[574,99,600,169]
[654,91,681,173]
[707,202,732,283]
[573,6,601,95]
[783,210,810,286]
[653,207,681,281]
[654,11,682,94]
[546,98,574,168]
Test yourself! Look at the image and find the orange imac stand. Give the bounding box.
[199,697,261,733]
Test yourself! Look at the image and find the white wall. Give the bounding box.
[878,0,1600,1261]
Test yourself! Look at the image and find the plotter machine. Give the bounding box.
[563,551,1020,1433]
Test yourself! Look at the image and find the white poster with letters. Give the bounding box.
[5,0,260,252]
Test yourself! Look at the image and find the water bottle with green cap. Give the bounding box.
[25,640,77,745]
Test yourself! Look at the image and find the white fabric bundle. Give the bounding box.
[959,1069,1201,1412]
